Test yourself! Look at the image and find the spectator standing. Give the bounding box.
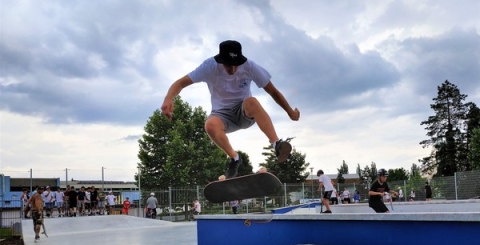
[342,188,351,204]
[122,197,131,215]
[398,187,404,202]
[231,200,239,214]
[91,186,99,215]
[21,188,30,219]
[353,190,360,203]
[145,192,158,219]
[106,191,117,215]
[85,187,92,215]
[316,170,334,213]
[330,188,338,205]
[64,185,70,213]
[98,188,106,215]
[191,199,201,220]
[77,186,86,215]
[43,186,55,217]
[425,182,432,201]
[409,190,415,202]
[55,187,65,217]
[67,186,78,217]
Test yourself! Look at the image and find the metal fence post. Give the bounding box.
[196,185,200,201]
[454,172,458,200]
[404,180,407,202]
[168,187,172,217]
[284,183,287,207]
[302,183,305,201]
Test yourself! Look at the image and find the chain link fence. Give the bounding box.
[2,170,480,239]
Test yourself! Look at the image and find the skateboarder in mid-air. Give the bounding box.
[161,40,300,178]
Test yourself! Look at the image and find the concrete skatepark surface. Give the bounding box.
[21,215,197,245]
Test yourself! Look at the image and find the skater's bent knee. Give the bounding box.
[204,117,225,134]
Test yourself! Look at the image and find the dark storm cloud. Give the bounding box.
[385,28,480,99]
[1,0,478,127]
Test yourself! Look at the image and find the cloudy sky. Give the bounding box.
[1,0,479,182]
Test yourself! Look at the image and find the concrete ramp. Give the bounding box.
[21,215,197,245]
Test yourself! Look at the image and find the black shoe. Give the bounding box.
[35,235,40,241]
[322,210,332,213]
[226,156,242,179]
[274,139,292,163]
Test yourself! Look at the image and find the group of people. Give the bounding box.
[327,187,358,205]
[21,185,118,220]
[20,185,120,242]
[317,169,434,213]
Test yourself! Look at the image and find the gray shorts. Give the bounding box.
[208,101,255,133]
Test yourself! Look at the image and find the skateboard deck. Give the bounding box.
[204,172,283,203]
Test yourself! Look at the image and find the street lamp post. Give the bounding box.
[310,167,314,199]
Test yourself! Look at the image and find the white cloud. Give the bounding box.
[1,0,479,181]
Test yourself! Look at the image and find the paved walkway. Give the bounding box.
[22,215,197,245]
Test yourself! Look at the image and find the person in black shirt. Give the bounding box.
[368,169,397,213]
[425,182,432,201]
[67,186,78,217]
[91,186,99,215]
[77,186,86,216]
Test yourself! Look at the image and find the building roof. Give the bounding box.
[306,173,360,180]
[10,178,58,187]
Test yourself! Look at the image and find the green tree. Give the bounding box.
[236,151,254,176]
[369,162,378,182]
[387,168,409,182]
[420,80,469,176]
[410,163,421,178]
[336,160,349,183]
[136,97,225,190]
[260,138,310,183]
[469,128,480,170]
[465,103,480,170]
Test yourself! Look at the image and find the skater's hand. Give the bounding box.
[288,108,300,121]
[161,100,174,120]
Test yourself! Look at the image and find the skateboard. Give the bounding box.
[204,172,283,203]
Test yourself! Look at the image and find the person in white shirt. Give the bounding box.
[145,192,158,219]
[317,170,334,213]
[42,186,54,217]
[106,191,116,215]
[55,188,65,217]
[330,188,338,205]
[85,187,92,215]
[161,40,300,179]
[398,187,404,201]
[190,199,201,221]
[409,190,415,201]
[342,188,351,204]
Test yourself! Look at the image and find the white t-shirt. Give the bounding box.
[319,175,334,191]
[106,194,116,205]
[343,190,350,198]
[85,191,91,203]
[55,191,65,203]
[331,189,337,198]
[398,189,404,198]
[188,58,271,111]
[193,201,201,213]
[43,190,54,203]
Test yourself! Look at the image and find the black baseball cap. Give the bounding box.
[214,40,247,66]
